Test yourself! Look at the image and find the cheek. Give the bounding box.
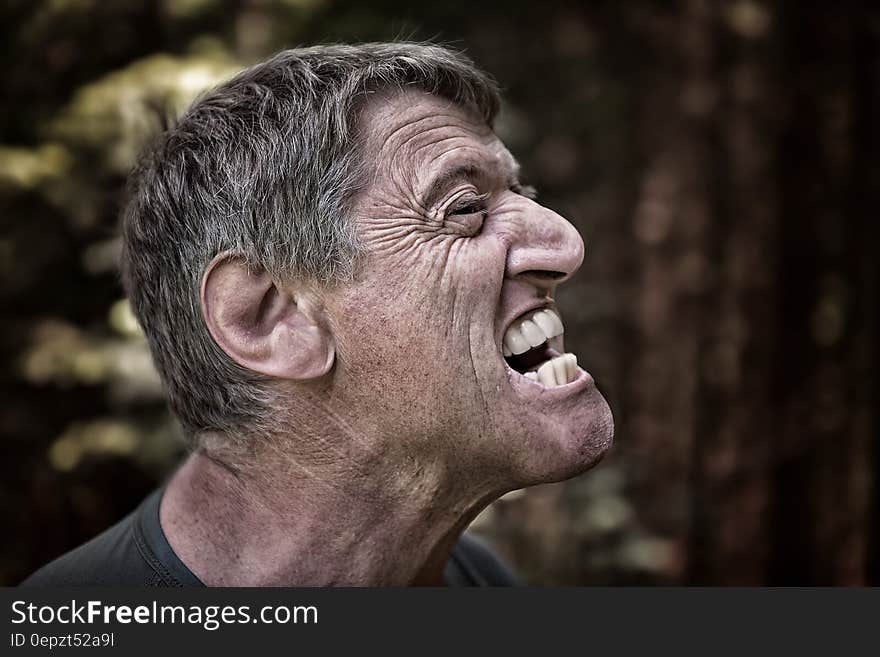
[445,237,507,332]
[330,276,454,385]
[334,233,507,379]
[330,292,484,443]
[327,242,515,448]
[373,234,505,321]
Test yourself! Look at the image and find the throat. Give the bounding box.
[162,451,490,586]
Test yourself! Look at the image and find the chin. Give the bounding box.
[504,386,615,487]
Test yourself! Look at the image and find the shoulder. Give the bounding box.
[20,492,170,587]
[446,532,520,587]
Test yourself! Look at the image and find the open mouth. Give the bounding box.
[502,308,579,387]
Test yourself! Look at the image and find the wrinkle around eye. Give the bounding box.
[363,228,464,284]
[360,214,470,259]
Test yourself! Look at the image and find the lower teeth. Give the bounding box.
[523,353,578,387]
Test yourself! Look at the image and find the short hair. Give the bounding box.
[120,42,500,453]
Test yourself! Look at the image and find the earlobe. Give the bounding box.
[200,253,335,381]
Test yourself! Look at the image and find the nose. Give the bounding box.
[506,200,585,288]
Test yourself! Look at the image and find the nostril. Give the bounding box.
[521,270,567,282]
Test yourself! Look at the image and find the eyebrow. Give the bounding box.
[419,157,522,211]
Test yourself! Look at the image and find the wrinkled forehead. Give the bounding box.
[357,90,518,197]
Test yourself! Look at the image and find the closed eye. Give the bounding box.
[447,192,489,217]
[450,202,486,216]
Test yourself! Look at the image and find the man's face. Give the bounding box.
[324,91,613,493]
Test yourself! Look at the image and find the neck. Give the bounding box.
[160,439,498,586]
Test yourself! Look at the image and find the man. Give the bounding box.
[23,42,613,586]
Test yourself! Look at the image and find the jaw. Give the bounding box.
[475,326,615,486]
[505,379,612,484]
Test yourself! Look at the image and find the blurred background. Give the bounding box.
[1,0,877,586]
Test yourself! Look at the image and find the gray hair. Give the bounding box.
[120,42,500,453]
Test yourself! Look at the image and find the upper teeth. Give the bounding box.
[502,308,564,357]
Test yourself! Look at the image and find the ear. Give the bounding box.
[200,253,334,381]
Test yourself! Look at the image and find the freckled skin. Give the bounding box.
[162,90,613,587]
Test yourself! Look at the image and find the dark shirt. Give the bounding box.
[21,488,517,587]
